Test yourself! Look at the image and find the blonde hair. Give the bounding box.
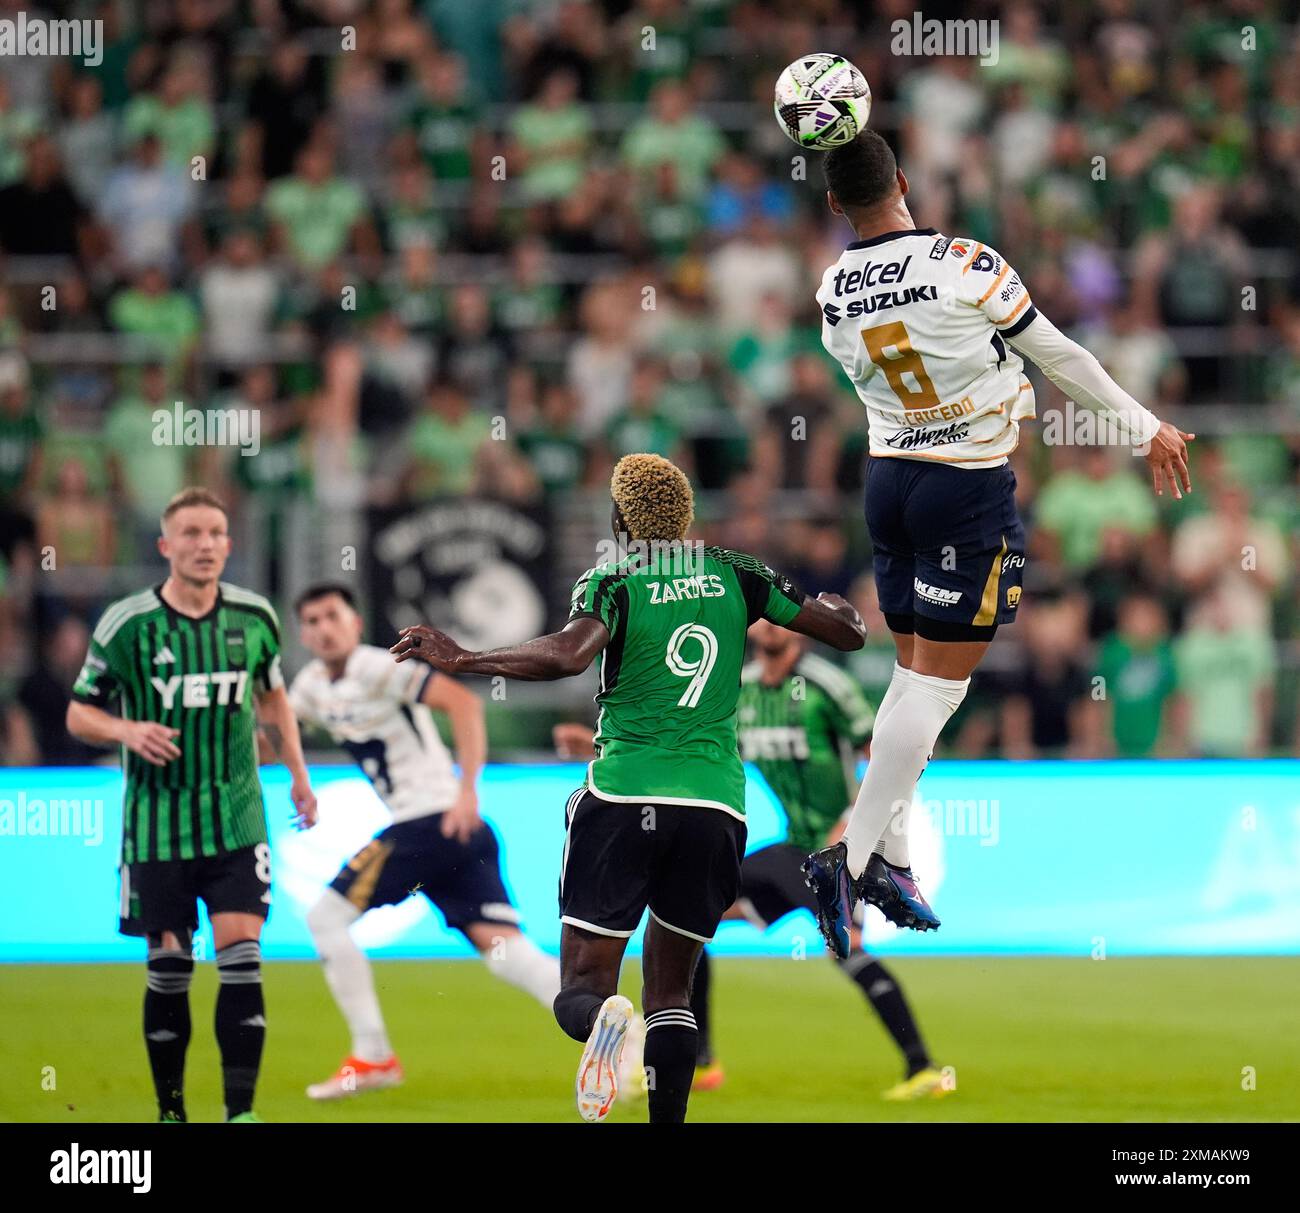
[161,486,228,529]
[610,453,695,541]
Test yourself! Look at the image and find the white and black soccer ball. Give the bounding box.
[773,53,871,150]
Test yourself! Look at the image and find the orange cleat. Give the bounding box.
[306,1054,404,1101]
[692,1061,726,1092]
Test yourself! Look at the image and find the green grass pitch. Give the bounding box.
[2,956,1296,1123]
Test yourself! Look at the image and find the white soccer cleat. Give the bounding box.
[575,995,634,1122]
[617,1012,648,1102]
[305,1055,404,1101]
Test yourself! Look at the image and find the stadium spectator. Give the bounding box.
[0,135,94,260]
[1034,447,1158,571]
[108,266,202,376]
[122,53,216,169]
[1170,589,1276,757]
[98,133,196,275]
[0,354,41,568]
[509,68,593,203]
[198,229,282,371]
[104,363,188,558]
[36,456,116,573]
[15,616,104,765]
[621,79,726,201]
[516,380,588,498]
[1096,593,1179,757]
[265,143,377,272]
[999,597,1103,760]
[1171,482,1288,635]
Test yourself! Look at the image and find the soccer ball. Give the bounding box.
[773,53,871,150]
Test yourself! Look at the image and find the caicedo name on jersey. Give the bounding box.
[823,255,937,320]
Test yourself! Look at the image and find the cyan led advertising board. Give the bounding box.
[1,761,1297,961]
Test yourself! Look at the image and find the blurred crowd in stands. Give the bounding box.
[1,0,1298,760]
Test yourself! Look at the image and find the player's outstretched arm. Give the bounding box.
[421,674,488,842]
[255,685,318,828]
[784,592,867,652]
[66,700,181,766]
[1006,312,1195,499]
[391,617,611,681]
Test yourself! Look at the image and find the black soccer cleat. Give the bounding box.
[856,854,941,932]
[802,841,856,960]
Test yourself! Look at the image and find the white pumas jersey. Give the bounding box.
[817,228,1040,467]
[289,644,461,822]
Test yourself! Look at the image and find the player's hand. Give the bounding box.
[290,776,318,830]
[390,625,465,670]
[1143,422,1195,500]
[440,786,482,843]
[817,592,867,636]
[123,721,182,766]
[552,722,596,760]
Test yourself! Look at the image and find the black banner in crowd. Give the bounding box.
[366,498,553,651]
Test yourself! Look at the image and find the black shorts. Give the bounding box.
[559,789,747,943]
[738,843,818,927]
[119,843,272,938]
[865,456,1025,633]
[330,814,519,934]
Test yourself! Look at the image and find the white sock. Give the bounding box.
[871,661,913,735]
[868,662,915,868]
[307,890,393,1062]
[841,670,969,878]
[482,930,562,1009]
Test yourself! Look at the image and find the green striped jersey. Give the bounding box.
[568,544,803,817]
[737,654,876,853]
[72,582,283,863]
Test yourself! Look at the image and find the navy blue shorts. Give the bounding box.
[330,815,519,935]
[864,456,1026,630]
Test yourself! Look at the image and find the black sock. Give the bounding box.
[553,986,605,1042]
[839,954,931,1076]
[144,947,193,1120]
[644,1008,698,1123]
[689,950,712,1066]
[215,940,265,1119]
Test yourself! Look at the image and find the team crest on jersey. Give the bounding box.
[225,628,246,663]
[1006,586,1022,608]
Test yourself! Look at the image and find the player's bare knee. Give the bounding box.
[146,933,195,993]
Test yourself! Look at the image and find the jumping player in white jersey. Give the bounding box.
[283,583,563,1098]
[802,133,1195,957]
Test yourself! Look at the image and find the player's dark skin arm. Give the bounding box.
[785,592,868,652]
[392,593,865,674]
[390,617,610,680]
